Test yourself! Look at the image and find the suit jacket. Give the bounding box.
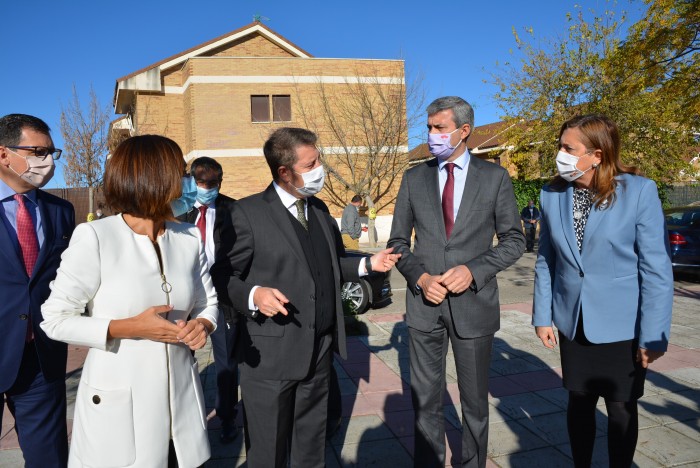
[532,174,673,350]
[388,156,525,338]
[520,206,540,228]
[179,193,237,324]
[227,184,360,381]
[41,216,218,467]
[0,189,74,392]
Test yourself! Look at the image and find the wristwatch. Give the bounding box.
[364,256,373,274]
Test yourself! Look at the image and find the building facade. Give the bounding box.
[111,22,407,214]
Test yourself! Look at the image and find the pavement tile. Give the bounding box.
[637,425,700,466]
[505,369,562,392]
[659,367,700,388]
[488,376,528,398]
[487,420,549,457]
[491,446,573,467]
[638,392,700,425]
[364,390,413,413]
[380,408,414,437]
[491,392,564,421]
[330,415,394,447]
[513,412,570,445]
[336,437,413,467]
[341,393,377,417]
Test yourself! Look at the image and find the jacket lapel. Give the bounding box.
[451,158,481,244]
[558,185,583,269]
[424,159,447,242]
[32,193,54,280]
[262,185,308,269]
[0,206,25,277]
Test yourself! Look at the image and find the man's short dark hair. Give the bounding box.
[351,195,362,203]
[264,127,317,181]
[0,114,51,146]
[189,156,223,180]
[426,97,475,137]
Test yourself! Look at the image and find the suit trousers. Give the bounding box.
[409,317,493,468]
[211,311,239,424]
[241,333,332,468]
[1,342,68,468]
[524,225,537,251]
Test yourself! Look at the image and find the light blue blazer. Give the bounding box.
[532,173,673,351]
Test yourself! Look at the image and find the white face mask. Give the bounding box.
[7,149,55,188]
[555,150,596,182]
[293,164,325,197]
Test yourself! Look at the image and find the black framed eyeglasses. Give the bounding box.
[6,146,62,160]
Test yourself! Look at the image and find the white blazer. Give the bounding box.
[41,215,218,468]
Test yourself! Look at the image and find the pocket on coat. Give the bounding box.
[190,360,208,430]
[74,382,135,467]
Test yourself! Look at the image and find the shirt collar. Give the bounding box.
[0,178,37,205]
[438,150,470,171]
[273,181,302,209]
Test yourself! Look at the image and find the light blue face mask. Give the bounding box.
[171,176,198,217]
[196,186,219,206]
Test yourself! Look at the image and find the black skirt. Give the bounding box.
[559,318,646,401]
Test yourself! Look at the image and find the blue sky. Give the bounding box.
[1,0,644,188]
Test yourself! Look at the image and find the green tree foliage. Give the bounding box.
[490,1,697,185]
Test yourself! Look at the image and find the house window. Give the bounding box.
[251,95,270,122]
[251,94,291,122]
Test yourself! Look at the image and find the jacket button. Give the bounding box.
[92,395,101,404]
[579,271,584,277]
[19,314,28,320]
[310,295,316,301]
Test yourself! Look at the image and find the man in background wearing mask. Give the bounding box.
[520,200,541,253]
[0,114,75,467]
[388,97,524,468]
[178,156,239,443]
[227,127,399,467]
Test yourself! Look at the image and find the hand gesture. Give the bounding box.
[109,305,181,343]
[438,265,473,294]
[176,318,213,350]
[369,248,401,273]
[637,348,664,368]
[253,287,289,317]
[417,273,448,305]
[535,326,558,349]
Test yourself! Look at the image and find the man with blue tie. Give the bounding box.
[0,114,75,467]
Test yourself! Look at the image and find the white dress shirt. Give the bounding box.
[438,150,471,222]
[193,199,216,270]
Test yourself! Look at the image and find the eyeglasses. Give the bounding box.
[6,146,62,160]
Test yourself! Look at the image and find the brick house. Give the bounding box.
[110,22,406,215]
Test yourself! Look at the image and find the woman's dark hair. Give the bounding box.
[552,114,640,208]
[104,135,183,223]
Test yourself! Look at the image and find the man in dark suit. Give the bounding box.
[0,114,75,467]
[388,97,525,468]
[228,127,399,467]
[178,156,239,443]
[520,200,541,252]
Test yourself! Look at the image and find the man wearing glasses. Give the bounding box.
[0,114,75,467]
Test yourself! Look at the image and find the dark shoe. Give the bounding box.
[220,422,239,444]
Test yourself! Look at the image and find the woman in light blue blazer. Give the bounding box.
[533,114,673,467]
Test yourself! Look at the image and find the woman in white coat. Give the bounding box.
[533,115,673,467]
[41,135,218,468]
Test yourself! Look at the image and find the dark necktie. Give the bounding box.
[295,199,308,230]
[442,163,455,239]
[15,194,39,341]
[196,205,207,245]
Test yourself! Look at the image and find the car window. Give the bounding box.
[666,209,700,226]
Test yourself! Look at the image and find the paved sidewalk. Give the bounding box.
[2,289,699,467]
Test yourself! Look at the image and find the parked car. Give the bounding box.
[341,250,393,313]
[664,205,700,277]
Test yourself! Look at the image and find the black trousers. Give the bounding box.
[241,333,332,468]
[211,313,239,424]
[524,226,536,250]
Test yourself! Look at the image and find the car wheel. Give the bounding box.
[341,279,371,314]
